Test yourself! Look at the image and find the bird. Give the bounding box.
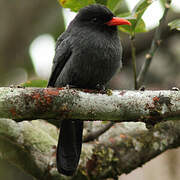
[47,4,131,176]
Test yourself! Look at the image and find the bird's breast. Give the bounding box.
[58,32,122,88]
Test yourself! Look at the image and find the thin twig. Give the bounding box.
[83,122,114,142]
[130,36,137,89]
[136,0,172,89]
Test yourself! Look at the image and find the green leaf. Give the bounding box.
[58,0,128,14]
[168,19,180,31]
[117,0,152,35]
[131,0,153,35]
[107,0,123,12]
[159,0,166,8]
[58,0,96,12]
[21,80,48,87]
[117,12,146,34]
[95,0,108,6]
[132,0,153,19]
[118,17,146,34]
[58,0,149,35]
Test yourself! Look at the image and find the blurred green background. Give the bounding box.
[0,0,180,179]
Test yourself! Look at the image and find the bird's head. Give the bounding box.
[73,4,131,32]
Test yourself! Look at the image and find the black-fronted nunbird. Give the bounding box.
[47,4,131,176]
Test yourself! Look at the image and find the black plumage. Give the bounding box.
[48,4,130,176]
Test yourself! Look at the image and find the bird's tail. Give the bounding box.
[56,120,83,176]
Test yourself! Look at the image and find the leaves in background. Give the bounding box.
[131,0,153,35]
[58,0,96,12]
[107,0,123,12]
[117,0,153,35]
[118,18,146,34]
[168,19,180,31]
[58,0,125,13]
[95,0,108,6]
[159,0,166,8]
[21,80,47,87]
[58,0,153,35]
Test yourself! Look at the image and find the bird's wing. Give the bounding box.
[47,34,72,87]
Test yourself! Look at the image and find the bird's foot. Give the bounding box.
[95,84,112,95]
[96,84,105,90]
[138,85,146,91]
[96,84,106,94]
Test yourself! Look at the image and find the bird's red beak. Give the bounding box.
[106,17,131,26]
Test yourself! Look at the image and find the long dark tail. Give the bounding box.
[56,120,83,176]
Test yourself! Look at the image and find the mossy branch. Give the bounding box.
[0,87,180,123]
[0,86,180,179]
[1,118,180,179]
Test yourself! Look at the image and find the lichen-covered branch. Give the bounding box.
[1,118,180,179]
[80,120,180,179]
[0,118,61,179]
[0,86,180,179]
[0,87,179,123]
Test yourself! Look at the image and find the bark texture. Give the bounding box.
[0,87,180,179]
[0,87,179,123]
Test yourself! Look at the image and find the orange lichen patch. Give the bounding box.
[45,96,52,105]
[83,89,96,93]
[56,87,65,91]
[120,134,126,138]
[31,91,49,106]
[10,108,17,116]
[32,92,41,100]
[153,96,160,103]
[32,92,44,105]
[44,89,59,96]
[43,89,61,105]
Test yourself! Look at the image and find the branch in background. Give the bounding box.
[0,87,180,123]
[1,118,180,179]
[0,119,60,179]
[136,0,172,89]
[83,122,114,142]
[80,120,180,179]
[122,11,180,62]
[130,36,137,89]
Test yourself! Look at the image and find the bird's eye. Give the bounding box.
[91,17,97,22]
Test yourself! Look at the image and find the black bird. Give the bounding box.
[48,4,131,176]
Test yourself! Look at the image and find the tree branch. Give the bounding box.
[136,0,172,88]
[0,87,179,123]
[1,118,180,179]
[83,122,114,142]
[130,36,137,90]
[0,119,60,179]
[0,86,180,179]
[80,120,180,179]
